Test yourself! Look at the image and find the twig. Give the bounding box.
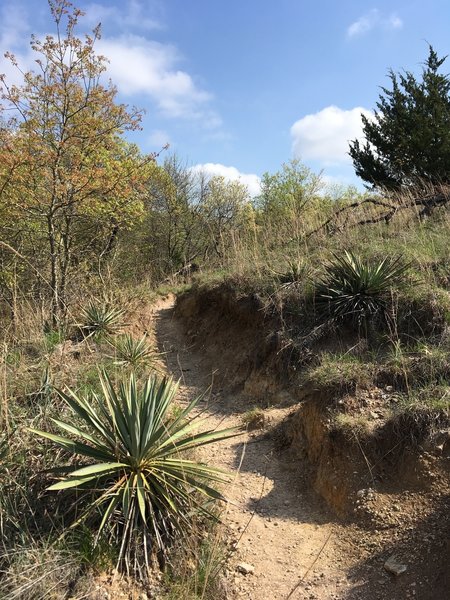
[285,530,333,599]
[232,453,269,549]
[352,431,375,485]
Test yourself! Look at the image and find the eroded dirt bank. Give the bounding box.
[153,289,449,600]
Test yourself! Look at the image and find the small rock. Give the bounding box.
[384,555,407,576]
[236,562,255,575]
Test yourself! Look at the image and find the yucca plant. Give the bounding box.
[108,333,158,370]
[29,372,237,576]
[315,251,409,325]
[79,301,124,338]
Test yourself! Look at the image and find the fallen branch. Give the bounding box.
[307,188,450,238]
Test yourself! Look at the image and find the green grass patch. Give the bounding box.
[303,352,376,392]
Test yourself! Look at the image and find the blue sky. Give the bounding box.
[1,0,450,195]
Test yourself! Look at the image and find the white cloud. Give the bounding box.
[149,129,171,148]
[84,1,162,31]
[290,105,373,166]
[0,2,220,128]
[98,35,220,123]
[191,163,261,197]
[347,10,403,38]
[0,3,36,86]
[388,14,403,30]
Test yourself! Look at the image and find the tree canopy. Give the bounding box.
[349,46,450,191]
[0,0,159,322]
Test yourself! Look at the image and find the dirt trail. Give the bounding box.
[152,295,368,600]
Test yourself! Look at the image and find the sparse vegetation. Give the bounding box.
[303,353,376,392]
[241,407,266,430]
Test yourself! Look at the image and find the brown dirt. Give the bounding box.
[153,295,349,600]
[149,293,450,600]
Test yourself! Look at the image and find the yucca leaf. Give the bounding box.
[56,389,117,450]
[27,428,112,461]
[98,495,120,537]
[49,418,109,451]
[121,476,133,519]
[136,472,146,522]
[156,426,239,456]
[69,462,127,477]
[49,476,101,490]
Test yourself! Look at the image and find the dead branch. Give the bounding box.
[307,188,450,238]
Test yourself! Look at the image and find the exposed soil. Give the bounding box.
[152,293,449,600]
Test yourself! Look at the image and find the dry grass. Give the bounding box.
[0,285,232,598]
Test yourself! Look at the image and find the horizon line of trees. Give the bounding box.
[0,1,449,326]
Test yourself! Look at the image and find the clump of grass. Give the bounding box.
[396,284,450,336]
[332,412,375,439]
[69,525,119,570]
[385,387,450,449]
[163,523,228,600]
[381,339,450,390]
[43,328,65,353]
[400,383,450,412]
[241,407,266,430]
[273,259,310,288]
[28,366,53,404]
[303,353,375,392]
[0,542,84,600]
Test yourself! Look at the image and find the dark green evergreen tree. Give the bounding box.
[349,46,450,190]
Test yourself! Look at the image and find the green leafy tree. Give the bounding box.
[145,158,254,275]
[0,1,159,323]
[147,155,207,272]
[256,158,323,242]
[200,175,250,259]
[349,46,450,190]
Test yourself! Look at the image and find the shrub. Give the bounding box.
[315,251,409,325]
[29,372,237,576]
